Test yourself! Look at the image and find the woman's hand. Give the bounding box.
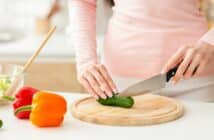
[162,41,214,83]
[78,64,117,99]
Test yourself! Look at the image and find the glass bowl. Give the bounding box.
[0,64,24,104]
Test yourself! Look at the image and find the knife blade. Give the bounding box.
[119,66,178,97]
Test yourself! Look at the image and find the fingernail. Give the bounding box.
[114,92,119,95]
[107,92,112,97]
[113,89,118,94]
[101,94,107,99]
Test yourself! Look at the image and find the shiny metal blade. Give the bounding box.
[119,74,166,97]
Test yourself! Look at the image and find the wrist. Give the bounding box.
[196,41,214,58]
[197,40,214,48]
[77,61,99,76]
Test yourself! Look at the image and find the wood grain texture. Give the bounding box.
[71,94,184,126]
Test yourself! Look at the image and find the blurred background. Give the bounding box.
[0,0,213,92]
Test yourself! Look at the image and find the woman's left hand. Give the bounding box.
[162,41,214,83]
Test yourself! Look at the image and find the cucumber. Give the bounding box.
[97,94,134,108]
[0,119,2,128]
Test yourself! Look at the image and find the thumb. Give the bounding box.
[161,46,188,74]
[161,58,182,74]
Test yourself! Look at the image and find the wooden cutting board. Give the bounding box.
[71,94,184,126]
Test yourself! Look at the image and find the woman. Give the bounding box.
[69,0,214,99]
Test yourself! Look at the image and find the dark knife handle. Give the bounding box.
[166,63,199,82]
[166,66,179,82]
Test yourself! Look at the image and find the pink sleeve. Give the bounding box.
[69,0,98,74]
[199,28,214,46]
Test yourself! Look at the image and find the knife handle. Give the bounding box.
[166,66,178,82]
[166,63,198,82]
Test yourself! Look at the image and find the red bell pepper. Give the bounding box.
[13,86,38,119]
[14,91,67,127]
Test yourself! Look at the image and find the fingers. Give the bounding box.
[78,64,117,99]
[167,42,213,83]
[184,54,201,78]
[89,67,113,97]
[97,64,118,93]
[173,48,194,82]
[79,78,98,99]
[194,42,214,75]
[195,55,209,75]
[84,71,107,99]
[162,46,188,74]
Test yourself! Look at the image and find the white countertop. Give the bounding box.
[0,89,214,140]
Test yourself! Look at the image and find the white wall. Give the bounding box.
[0,0,112,34]
[0,0,68,33]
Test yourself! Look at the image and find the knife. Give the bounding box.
[119,66,178,97]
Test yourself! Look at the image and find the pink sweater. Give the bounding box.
[69,0,214,79]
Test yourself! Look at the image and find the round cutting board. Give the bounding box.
[71,94,184,126]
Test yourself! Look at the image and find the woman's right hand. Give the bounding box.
[78,64,118,99]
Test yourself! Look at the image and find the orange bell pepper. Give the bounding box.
[15,91,67,127]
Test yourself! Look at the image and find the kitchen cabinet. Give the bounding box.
[0,61,84,92]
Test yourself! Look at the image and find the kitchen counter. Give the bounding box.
[1,88,214,140]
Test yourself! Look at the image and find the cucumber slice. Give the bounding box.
[97,94,134,108]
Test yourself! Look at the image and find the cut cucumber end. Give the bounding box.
[0,119,3,128]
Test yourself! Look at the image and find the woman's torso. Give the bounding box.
[103,0,214,79]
